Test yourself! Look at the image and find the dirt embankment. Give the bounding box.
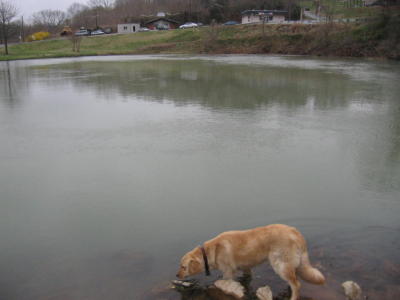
[195,14,400,59]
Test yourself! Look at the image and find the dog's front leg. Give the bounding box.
[221,268,236,280]
[242,268,252,278]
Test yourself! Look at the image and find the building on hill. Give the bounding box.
[143,17,180,30]
[241,10,288,24]
[118,23,140,34]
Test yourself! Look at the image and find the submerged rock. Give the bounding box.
[172,280,195,288]
[171,279,199,292]
[342,281,362,300]
[256,285,273,300]
[214,279,245,299]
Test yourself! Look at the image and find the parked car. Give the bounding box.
[91,29,105,35]
[223,21,239,26]
[179,22,198,29]
[139,27,150,32]
[75,29,90,36]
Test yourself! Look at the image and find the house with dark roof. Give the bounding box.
[241,10,288,24]
[144,17,180,30]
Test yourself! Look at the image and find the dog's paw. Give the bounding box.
[214,279,245,299]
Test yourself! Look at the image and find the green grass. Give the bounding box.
[0,25,286,60]
[334,6,391,19]
[0,29,203,60]
[299,0,400,19]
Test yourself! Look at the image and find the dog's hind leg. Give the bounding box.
[280,266,300,300]
[270,259,301,300]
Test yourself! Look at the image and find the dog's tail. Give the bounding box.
[297,252,325,285]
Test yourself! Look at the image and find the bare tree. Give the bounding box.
[67,3,90,29]
[0,0,18,55]
[32,9,66,31]
[67,2,88,18]
[322,0,337,22]
[88,0,115,9]
[69,35,82,52]
[203,19,220,51]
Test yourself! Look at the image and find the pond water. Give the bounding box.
[0,55,399,300]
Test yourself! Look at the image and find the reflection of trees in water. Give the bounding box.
[0,62,32,108]
[29,60,371,111]
[27,59,400,193]
[0,62,17,106]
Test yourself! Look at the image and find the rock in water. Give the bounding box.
[342,281,362,300]
[256,286,273,300]
[171,279,197,292]
[214,279,245,299]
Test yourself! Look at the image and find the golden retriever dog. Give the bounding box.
[176,224,325,300]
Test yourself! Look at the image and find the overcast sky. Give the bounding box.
[14,0,88,20]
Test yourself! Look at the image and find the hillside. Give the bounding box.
[1,13,399,61]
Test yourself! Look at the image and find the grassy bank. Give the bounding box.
[1,14,399,61]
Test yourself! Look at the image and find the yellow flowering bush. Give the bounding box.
[27,32,51,42]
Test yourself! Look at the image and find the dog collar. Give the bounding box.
[200,245,210,276]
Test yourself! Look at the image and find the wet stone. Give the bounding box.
[342,281,362,300]
[171,279,198,292]
[214,280,245,299]
[256,286,273,300]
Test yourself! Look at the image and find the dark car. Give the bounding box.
[223,21,239,26]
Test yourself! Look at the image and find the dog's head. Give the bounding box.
[176,248,203,279]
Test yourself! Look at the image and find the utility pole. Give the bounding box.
[259,12,266,37]
[20,15,24,42]
[189,0,192,21]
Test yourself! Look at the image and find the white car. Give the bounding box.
[179,22,198,29]
[75,29,90,36]
[91,29,105,35]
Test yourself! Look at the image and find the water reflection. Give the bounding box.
[26,59,373,110]
[0,62,18,106]
[24,58,400,194]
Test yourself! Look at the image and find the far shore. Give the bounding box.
[1,19,399,61]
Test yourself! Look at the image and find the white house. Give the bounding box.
[117,23,140,34]
[241,10,288,24]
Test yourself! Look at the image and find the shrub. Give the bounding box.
[27,32,51,42]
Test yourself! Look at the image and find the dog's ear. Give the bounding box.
[188,259,202,274]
